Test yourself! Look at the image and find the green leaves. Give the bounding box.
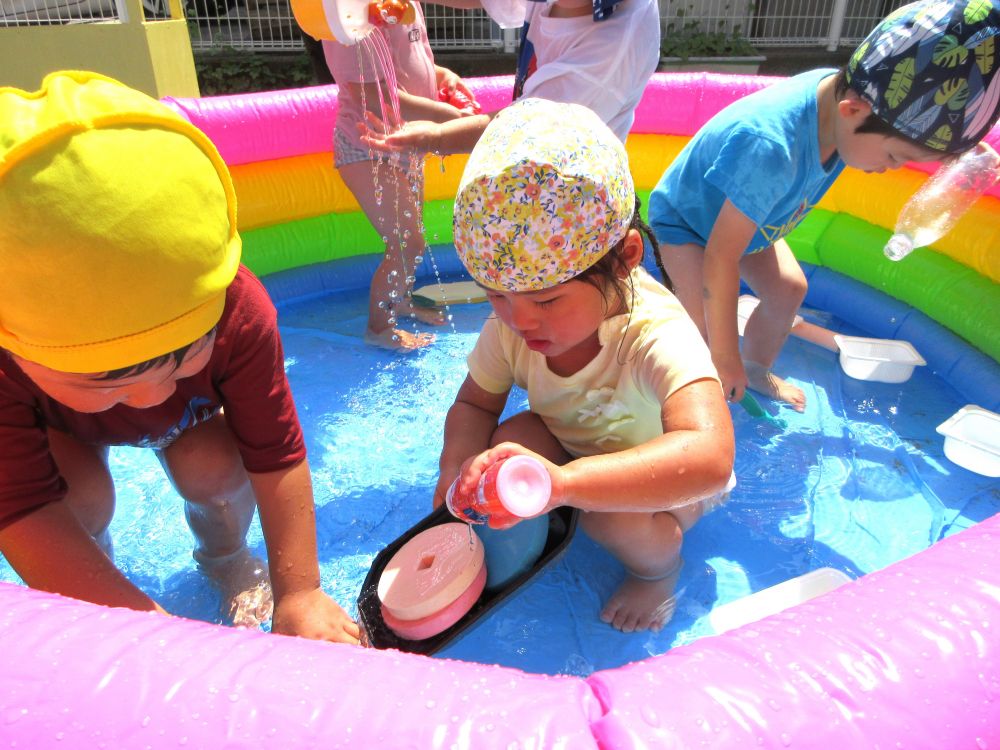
[964,0,994,25]
[660,6,758,60]
[886,57,915,108]
[932,34,969,68]
[934,77,970,110]
[975,36,996,75]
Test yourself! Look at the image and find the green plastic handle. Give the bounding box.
[739,392,788,428]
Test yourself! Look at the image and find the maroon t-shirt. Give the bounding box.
[0,265,306,529]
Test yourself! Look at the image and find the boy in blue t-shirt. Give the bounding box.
[649,0,1000,412]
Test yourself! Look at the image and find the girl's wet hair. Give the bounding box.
[94,328,216,381]
[575,194,671,308]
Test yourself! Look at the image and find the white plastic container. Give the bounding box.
[710,567,852,634]
[936,405,1000,477]
[736,295,803,337]
[833,334,926,383]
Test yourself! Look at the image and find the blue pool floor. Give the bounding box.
[2,272,996,676]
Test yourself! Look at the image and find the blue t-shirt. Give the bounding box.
[649,69,845,256]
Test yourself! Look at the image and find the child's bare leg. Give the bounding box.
[656,242,707,338]
[490,411,573,462]
[158,412,272,627]
[340,160,442,352]
[581,510,684,632]
[739,240,807,411]
[47,428,115,559]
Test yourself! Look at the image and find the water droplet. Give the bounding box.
[640,705,660,727]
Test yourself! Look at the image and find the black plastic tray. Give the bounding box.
[357,505,579,655]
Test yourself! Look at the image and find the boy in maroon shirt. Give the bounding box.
[0,71,359,644]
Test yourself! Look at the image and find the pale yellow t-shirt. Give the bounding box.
[467,268,721,458]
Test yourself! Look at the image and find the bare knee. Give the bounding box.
[491,412,571,464]
[782,271,808,307]
[581,510,683,559]
[159,415,250,505]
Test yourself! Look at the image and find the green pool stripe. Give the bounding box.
[240,200,456,278]
[242,197,997,363]
[790,210,1000,362]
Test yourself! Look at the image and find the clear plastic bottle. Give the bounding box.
[884,143,1000,261]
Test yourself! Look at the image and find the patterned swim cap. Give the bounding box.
[453,98,634,293]
[846,0,1000,154]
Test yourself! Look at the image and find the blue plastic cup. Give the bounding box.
[474,515,549,591]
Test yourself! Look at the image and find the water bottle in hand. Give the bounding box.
[884,143,1000,261]
[445,455,551,529]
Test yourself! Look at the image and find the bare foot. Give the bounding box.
[600,563,682,633]
[393,301,447,326]
[198,547,274,629]
[744,360,806,412]
[365,327,435,351]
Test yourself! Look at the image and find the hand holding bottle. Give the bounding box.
[446,454,551,529]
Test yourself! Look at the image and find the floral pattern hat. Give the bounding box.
[453,97,634,292]
[846,0,1000,154]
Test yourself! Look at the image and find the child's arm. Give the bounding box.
[434,374,510,508]
[702,199,759,403]
[0,500,167,613]
[344,81,464,125]
[250,460,361,644]
[361,111,494,156]
[435,65,478,109]
[481,379,734,513]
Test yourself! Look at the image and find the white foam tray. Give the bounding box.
[736,295,803,337]
[936,404,1000,477]
[710,567,852,634]
[833,334,926,383]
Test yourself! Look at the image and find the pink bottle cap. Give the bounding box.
[495,456,551,518]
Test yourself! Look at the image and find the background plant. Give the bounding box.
[195,49,317,95]
[660,4,759,59]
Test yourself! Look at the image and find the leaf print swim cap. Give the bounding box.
[845,0,1000,153]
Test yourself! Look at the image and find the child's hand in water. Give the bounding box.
[271,587,362,645]
[358,112,441,154]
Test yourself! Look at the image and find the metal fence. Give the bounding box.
[1,0,913,52]
[659,0,910,49]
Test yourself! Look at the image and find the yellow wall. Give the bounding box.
[0,0,198,98]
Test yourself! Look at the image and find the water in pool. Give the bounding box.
[2,260,995,677]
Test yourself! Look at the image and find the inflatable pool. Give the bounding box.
[2,74,999,748]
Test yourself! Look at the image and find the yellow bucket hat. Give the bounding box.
[453,97,634,293]
[0,71,241,373]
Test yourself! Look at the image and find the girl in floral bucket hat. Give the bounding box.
[650,0,1000,415]
[437,98,735,633]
